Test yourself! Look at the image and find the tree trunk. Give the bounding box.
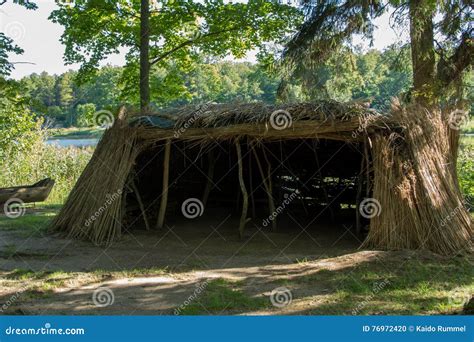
[409,0,436,106]
[140,0,150,112]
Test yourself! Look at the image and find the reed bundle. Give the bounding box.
[364,103,472,255]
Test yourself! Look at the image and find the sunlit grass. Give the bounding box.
[177,279,269,315]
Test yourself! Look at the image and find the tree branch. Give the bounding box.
[149,27,242,66]
[437,31,473,88]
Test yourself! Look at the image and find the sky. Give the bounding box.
[1,0,407,80]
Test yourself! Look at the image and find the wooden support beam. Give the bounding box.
[156,139,171,229]
[355,143,366,236]
[261,144,277,230]
[251,144,277,230]
[235,140,248,238]
[249,148,256,218]
[130,179,151,230]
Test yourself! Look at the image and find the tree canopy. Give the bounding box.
[50,0,301,108]
[282,0,473,105]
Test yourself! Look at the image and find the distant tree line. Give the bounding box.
[19,46,416,127]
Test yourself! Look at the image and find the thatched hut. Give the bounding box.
[50,100,472,255]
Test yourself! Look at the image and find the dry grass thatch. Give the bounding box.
[135,101,390,142]
[50,110,141,244]
[364,102,472,254]
[50,101,472,255]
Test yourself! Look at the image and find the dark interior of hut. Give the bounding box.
[123,138,371,239]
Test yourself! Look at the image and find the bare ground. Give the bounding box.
[0,210,472,315]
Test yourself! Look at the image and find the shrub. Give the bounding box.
[0,127,92,205]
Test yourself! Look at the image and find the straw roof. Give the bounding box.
[133,101,393,142]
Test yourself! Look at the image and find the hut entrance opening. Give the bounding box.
[123,137,370,240]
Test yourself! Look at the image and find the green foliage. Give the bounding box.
[46,106,65,121]
[49,0,301,106]
[76,103,97,127]
[0,79,36,158]
[284,1,472,103]
[20,47,415,121]
[280,46,413,110]
[458,137,474,209]
[0,128,93,204]
[0,33,23,76]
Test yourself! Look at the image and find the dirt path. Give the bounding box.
[1,249,387,315]
[1,213,470,315]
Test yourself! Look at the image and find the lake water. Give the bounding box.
[44,133,472,148]
[46,138,99,148]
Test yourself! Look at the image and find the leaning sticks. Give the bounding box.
[156,139,171,229]
[235,140,249,238]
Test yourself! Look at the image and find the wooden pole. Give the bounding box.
[261,145,277,230]
[249,147,256,218]
[235,140,248,238]
[251,144,276,230]
[130,179,151,231]
[355,151,365,236]
[156,139,171,229]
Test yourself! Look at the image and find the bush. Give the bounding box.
[0,81,36,159]
[0,127,92,205]
[76,103,97,127]
[458,138,474,210]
